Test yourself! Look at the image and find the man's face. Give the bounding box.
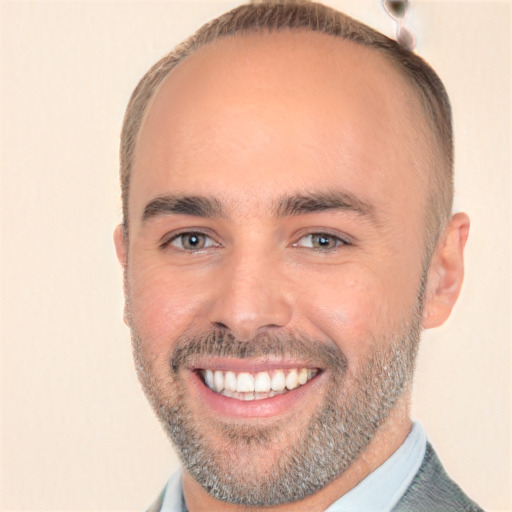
[122,32,433,505]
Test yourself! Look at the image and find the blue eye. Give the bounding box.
[169,232,215,251]
[295,233,349,250]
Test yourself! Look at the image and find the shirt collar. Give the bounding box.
[159,422,426,512]
[325,421,427,512]
[159,470,185,512]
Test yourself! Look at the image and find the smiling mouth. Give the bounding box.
[199,367,320,401]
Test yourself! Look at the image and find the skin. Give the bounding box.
[114,31,469,511]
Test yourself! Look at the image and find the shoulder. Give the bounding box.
[145,488,165,512]
[393,442,483,512]
[144,471,184,512]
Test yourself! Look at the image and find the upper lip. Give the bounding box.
[188,356,323,373]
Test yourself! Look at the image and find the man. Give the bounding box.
[113,1,482,510]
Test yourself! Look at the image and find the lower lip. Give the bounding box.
[188,370,325,419]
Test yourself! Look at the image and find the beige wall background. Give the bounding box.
[0,0,510,510]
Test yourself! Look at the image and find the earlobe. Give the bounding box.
[422,212,470,329]
[113,224,127,268]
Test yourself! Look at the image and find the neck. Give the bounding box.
[182,396,412,512]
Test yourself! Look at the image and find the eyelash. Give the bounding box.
[292,232,352,251]
[160,230,353,252]
[160,231,219,251]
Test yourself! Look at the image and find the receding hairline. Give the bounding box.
[120,0,454,249]
[138,28,431,148]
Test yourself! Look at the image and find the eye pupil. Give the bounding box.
[314,235,335,248]
[182,233,204,249]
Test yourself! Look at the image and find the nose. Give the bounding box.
[206,250,293,341]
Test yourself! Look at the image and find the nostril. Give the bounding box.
[213,321,229,330]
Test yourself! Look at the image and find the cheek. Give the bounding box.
[126,258,209,351]
[295,263,417,363]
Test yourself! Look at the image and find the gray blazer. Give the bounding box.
[392,442,483,511]
[147,442,482,512]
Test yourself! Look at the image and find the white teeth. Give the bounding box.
[236,372,254,392]
[213,370,224,392]
[204,369,214,389]
[285,369,299,390]
[201,367,319,400]
[224,371,237,392]
[254,372,271,392]
[271,370,286,391]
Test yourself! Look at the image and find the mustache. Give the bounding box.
[169,328,348,373]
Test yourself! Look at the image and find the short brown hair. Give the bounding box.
[120,0,453,249]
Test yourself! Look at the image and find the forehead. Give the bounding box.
[130,30,429,224]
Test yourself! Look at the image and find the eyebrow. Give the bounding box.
[141,190,375,223]
[274,191,375,220]
[142,195,225,221]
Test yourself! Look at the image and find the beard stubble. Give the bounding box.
[129,295,424,506]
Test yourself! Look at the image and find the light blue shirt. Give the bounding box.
[157,422,426,512]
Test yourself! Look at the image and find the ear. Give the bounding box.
[422,212,470,329]
[114,224,131,326]
[113,224,127,268]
